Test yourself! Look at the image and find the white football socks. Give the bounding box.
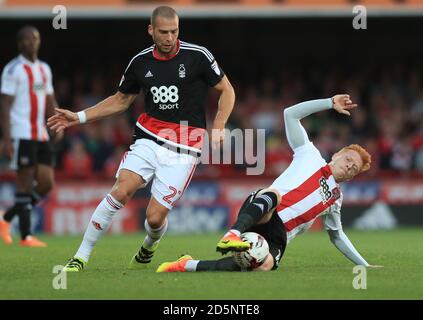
[75,194,123,262]
[224,229,241,237]
[142,218,168,250]
[185,259,199,272]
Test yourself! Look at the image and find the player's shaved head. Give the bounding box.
[151,6,178,26]
[148,6,179,57]
[17,25,39,44]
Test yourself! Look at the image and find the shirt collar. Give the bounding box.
[152,40,180,61]
[19,54,39,66]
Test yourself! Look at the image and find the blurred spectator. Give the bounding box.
[104,146,127,178]
[390,136,414,172]
[80,122,114,172]
[415,147,423,171]
[112,114,133,147]
[2,60,423,179]
[63,139,93,179]
[265,134,292,176]
[251,97,280,136]
[350,106,376,141]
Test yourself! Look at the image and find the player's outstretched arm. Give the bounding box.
[283,94,357,150]
[327,229,374,267]
[47,91,137,134]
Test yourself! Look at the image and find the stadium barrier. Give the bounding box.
[2,0,423,19]
[1,178,423,235]
[4,0,423,5]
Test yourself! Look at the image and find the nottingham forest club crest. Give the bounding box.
[179,64,186,78]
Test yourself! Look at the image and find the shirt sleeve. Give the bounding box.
[327,229,370,266]
[324,193,369,266]
[283,98,333,151]
[43,63,54,95]
[118,58,141,94]
[1,66,18,96]
[323,192,343,231]
[200,48,225,87]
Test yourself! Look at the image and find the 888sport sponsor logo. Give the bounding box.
[319,177,332,203]
[151,85,179,110]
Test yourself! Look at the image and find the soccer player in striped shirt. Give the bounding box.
[0,26,59,247]
[157,94,382,272]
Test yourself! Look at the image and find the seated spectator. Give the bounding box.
[63,139,93,179]
[103,146,127,179]
[81,123,114,172]
[112,115,133,148]
[265,134,292,176]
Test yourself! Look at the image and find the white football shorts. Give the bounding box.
[116,139,198,209]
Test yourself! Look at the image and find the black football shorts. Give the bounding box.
[11,139,54,170]
[239,189,288,270]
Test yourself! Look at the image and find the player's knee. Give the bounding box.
[145,196,170,228]
[146,214,166,229]
[256,188,281,208]
[252,188,280,222]
[253,254,274,272]
[38,180,54,196]
[110,185,133,205]
[258,212,273,224]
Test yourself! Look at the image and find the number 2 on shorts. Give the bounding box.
[163,186,179,205]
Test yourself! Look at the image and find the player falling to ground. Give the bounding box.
[47,6,235,271]
[0,26,60,247]
[157,94,383,272]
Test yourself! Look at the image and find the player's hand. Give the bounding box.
[331,94,358,116]
[211,121,225,150]
[47,108,80,134]
[2,138,13,159]
[52,129,64,143]
[367,265,384,268]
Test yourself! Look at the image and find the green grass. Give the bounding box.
[1,229,422,300]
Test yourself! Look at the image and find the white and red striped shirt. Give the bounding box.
[1,55,54,141]
[271,141,343,243]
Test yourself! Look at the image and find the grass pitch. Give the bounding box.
[1,229,422,300]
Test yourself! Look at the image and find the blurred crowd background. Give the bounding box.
[1,3,423,234]
[1,17,423,180]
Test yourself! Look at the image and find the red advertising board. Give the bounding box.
[40,179,423,235]
[381,180,423,205]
